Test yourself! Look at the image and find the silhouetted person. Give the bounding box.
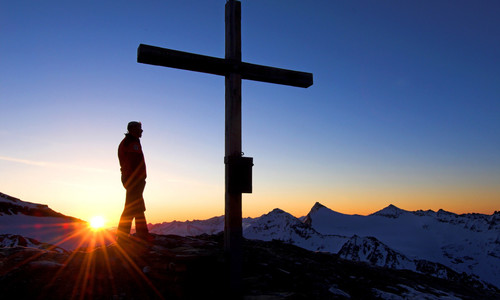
[117,121,152,243]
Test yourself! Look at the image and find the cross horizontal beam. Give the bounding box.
[137,44,313,88]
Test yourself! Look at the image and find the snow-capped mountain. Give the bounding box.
[2,191,498,290]
[338,235,495,290]
[305,202,500,289]
[242,208,347,253]
[0,192,106,251]
[0,234,67,253]
[338,235,416,270]
[149,216,225,236]
[0,192,80,220]
[150,201,500,289]
[149,208,348,253]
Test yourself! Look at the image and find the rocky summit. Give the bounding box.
[1,233,499,300]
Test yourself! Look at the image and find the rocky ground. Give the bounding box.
[0,233,499,299]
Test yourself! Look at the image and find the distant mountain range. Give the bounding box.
[1,191,499,290]
[150,202,500,290]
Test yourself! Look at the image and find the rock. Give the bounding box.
[0,233,498,299]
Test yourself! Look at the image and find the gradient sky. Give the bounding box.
[1,1,499,226]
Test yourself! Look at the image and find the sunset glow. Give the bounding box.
[89,216,106,231]
[1,1,499,224]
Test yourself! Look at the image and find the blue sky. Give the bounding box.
[1,1,499,224]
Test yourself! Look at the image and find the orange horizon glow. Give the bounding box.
[82,187,499,227]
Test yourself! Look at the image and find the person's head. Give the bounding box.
[127,121,143,138]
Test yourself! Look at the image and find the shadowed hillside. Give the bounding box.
[1,233,498,299]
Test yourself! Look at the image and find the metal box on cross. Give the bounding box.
[225,156,253,193]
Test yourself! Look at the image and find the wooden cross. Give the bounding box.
[137,0,312,295]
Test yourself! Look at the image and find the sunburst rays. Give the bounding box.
[2,220,164,299]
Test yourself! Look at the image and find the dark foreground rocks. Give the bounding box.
[0,233,499,299]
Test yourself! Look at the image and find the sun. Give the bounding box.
[89,216,106,231]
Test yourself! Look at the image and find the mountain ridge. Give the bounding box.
[0,192,81,221]
[0,192,106,250]
[150,201,500,289]
[1,192,499,290]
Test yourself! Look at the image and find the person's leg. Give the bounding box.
[117,186,137,241]
[123,180,151,241]
[135,212,150,240]
[128,180,150,240]
[117,208,133,238]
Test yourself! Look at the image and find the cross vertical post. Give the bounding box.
[224,0,242,295]
[136,0,313,297]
